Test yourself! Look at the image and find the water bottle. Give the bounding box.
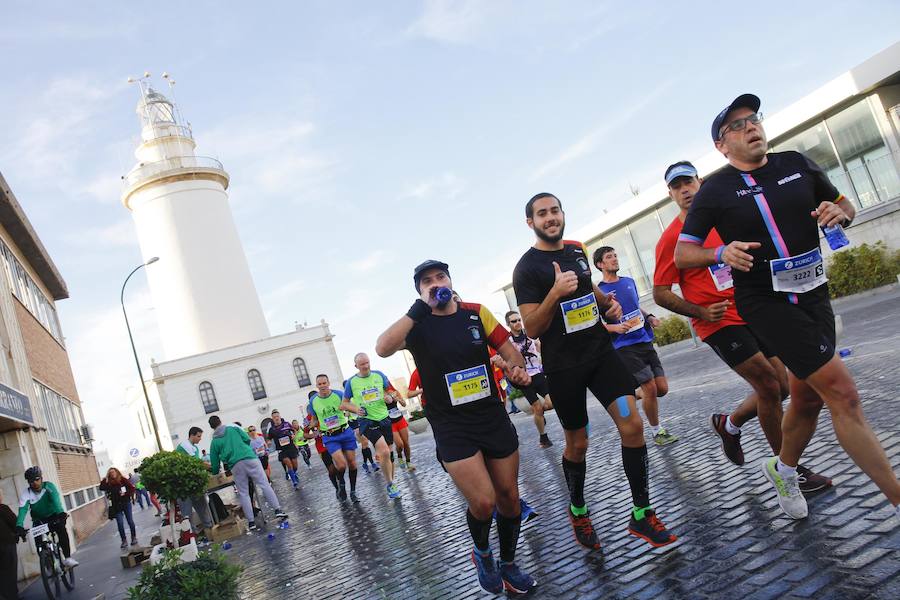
[838,348,852,358]
[822,224,849,251]
[267,533,276,541]
[222,542,232,550]
[435,287,453,305]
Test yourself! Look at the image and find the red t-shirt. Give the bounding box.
[654,216,744,340]
[408,369,425,406]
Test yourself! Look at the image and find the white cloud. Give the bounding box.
[62,218,135,247]
[349,250,389,273]
[406,0,495,44]
[400,172,465,201]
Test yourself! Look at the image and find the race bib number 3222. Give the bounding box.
[560,292,599,334]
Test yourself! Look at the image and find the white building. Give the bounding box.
[120,77,341,449]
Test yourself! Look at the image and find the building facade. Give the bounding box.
[500,42,900,315]
[0,172,105,583]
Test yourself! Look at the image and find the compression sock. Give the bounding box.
[622,445,650,509]
[562,456,587,510]
[349,467,358,492]
[362,447,374,465]
[466,509,492,554]
[495,511,522,564]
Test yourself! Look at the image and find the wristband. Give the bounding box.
[715,245,726,264]
[406,299,432,323]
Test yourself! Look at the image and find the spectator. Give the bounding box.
[0,486,18,600]
[201,449,211,465]
[175,427,214,536]
[100,468,138,549]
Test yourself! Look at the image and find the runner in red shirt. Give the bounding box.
[653,161,829,493]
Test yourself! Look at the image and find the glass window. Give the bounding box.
[774,122,840,172]
[73,489,85,506]
[627,212,663,295]
[86,487,95,501]
[293,358,311,388]
[64,494,73,511]
[199,381,218,414]
[247,369,267,400]
[593,228,646,292]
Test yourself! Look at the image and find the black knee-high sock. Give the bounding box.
[328,469,339,490]
[562,456,587,508]
[622,445,650,509]
[362,447,374,465]
[495,512,521,564]
[466,509,492,553]
[349,468,358,492]
[336,469,346,489]
[390,450,396,463]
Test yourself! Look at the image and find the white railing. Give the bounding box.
[122,156,225,190]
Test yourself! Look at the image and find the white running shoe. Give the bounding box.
[62,557,79,568]
[761,457,808,519]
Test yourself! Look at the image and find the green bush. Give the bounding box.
[138,451,208,503]
[826,241,900,298]
[128,548,242,600]
[409,408,426,422]
[507,386,524,401]
[654,315,691,346]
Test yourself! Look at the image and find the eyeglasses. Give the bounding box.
[508,318,521,324]
[719,112,763,139]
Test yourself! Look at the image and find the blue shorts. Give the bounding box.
[349,419,360,430]
[323,428,357,455]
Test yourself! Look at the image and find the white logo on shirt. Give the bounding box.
[777,173,802,185]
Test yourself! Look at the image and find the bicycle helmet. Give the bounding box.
[24,466,42,482]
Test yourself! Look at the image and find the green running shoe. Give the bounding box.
[653,427,679,446]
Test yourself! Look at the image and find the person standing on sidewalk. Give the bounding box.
[1,487,19,600]
[175,427,214,536]
[100,468,139,549]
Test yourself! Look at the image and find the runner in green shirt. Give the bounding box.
[292,419,312,468]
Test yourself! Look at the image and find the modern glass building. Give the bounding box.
[501,41,900,312]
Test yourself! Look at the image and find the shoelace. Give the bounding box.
[783,474,802,497]
[574,515,596,537]
[646,514,667,533]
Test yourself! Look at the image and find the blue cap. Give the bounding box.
[711,93,760,141]
[664,163,698,185]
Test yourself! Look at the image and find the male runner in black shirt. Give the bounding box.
[676,93,900,521]
[376,260,537,594]
[513,194,677,550]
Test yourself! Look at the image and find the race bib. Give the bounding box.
[560,292,599,334]
[770,249,827,294]
[361,387,380,404]
[278,436,291,448]
[708,263,734,291]
[620,309,645,334]
[444,365,491,406]
[323,415,341,430]
[388,407,402,419]
[254,444,266,457]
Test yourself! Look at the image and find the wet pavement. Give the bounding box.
[37,286,900,599]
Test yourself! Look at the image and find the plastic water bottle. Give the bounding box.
[267,533,275,541]
[822,224,849,251]
[838,348,852,358]
[280,521,290,529]
[222,542,232,550]
[435,287,453,304]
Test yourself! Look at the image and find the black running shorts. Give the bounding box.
[277,445,299,462]
[615,342,665,385]
[546,348,638,430]
[359,417,394,447]
[511,372,550,405]
[432,404,519,463]
[737,288,835,380]
[704,324,776,368]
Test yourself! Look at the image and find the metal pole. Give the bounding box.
[120,258,163,453]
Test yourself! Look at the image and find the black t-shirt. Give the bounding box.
[681,151,841,299]
[405,302,508,426]
[512,240,613,373]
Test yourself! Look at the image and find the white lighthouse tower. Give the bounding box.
[121,75,270,360]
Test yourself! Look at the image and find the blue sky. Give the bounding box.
[1,1,898,450]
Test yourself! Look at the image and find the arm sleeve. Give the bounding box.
[16,502,30,528]
[801,153,842,204]
[209,441,221,475]
[680,187,717,245]
[477,305,511,350]
[654,232,681,286]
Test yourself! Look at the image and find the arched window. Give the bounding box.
[293,357,311,387]
[247,369,267,400]
[259,418,273,438]
[199,381,218,414]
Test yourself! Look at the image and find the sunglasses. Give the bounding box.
[719,112,763,139]
[508,318,521,324]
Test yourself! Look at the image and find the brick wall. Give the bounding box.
[53,450,100,492]
[14,301,80,402]
[70,497,106,542]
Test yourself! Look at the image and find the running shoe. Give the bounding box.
[399,458,408,470]
[509,405,521,414]
[406,463,416,472]
[248,521,259,531]
[797,465,832,494]
[387,483,401,499]
[120,539,127,549]
[761,457,808,519]
[568,507,601,550]
[362,463,370,474]
[350,491,360,503]
[628,509,677,547]
[499,561,537,594]
[520,499,538,523]
[710,413,744,465]
[372,462,381,472]
[274,510,289,520]
[539,433,553,448]
[653,428,679,446]
[292,481,299,490]
[338,485,348,502]
[62,557,79,569]
[130,538,139,546]
[470,549,503,593]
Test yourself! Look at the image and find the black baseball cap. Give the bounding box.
[413,260,450,292]
[711,93,760,141]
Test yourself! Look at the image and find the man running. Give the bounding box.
[208,416,288,529]
[15,467,78,568]
[386,389,415,471]
[504,310,553,448]
[513,193,677,549]
[675,93,900,519]
[376,259,537,594]
[343,353,401,499]
[595,246,678,446]
[655,160,830,492]
[303,396,342,493]
[346,379,378,474]
[265,410,300,489]
[292,419,312,469]
[175,427,214,535]
[308,374,360,502]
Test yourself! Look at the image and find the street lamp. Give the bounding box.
[121,257,163,452]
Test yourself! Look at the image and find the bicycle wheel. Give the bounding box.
[56,542,75,590]
[39,547,61,599]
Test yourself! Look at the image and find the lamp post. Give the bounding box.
[121,257,163,452]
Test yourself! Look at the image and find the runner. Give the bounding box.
[504,310,553,448]
[248,426,272,482]
[386,389,415,471]
[513,193,677,549]
[595,246,678,446]
[375,259,537,594]
[347,378,378,474]
[654,160,830,492]
[675,93,900,519]
[303,392,342,493]
[265,410,301,489]
[343,353,401,499]
[307,374,360,502]
[406,368,425,407]
[292,419,313,469]
[208,416,288,530]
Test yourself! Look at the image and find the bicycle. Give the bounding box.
[26,516,75,599]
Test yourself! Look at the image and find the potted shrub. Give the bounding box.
[138,451,209,557]
[509,386,534,414]
[128,546,242,599]
[407,408,429,434]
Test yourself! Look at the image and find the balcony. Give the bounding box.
[121,155,229,203]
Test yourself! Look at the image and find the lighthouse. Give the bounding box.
[121,76,270,360]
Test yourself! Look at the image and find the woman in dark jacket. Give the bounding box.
[100,468,138,549]
[1,486,20,600]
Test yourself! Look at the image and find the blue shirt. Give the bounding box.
[598,276,653,349]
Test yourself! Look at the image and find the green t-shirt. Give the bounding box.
[311,391,349,432]
[344,371,391,422]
